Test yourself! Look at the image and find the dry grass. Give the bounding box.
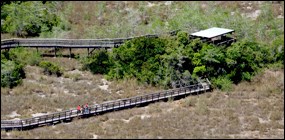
[1,1,284,138]
[1,57,163,120]
[1,63,284,138]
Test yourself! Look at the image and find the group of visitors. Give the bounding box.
[77,103,89,114]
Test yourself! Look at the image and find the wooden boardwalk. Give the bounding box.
[1,30,182,50]
[1,79,211,131]
[0,34,159,57]
[0,35,160,50]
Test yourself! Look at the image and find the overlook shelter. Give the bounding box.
[190,27,236,46]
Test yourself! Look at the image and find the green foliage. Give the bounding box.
[81,49,113,74]
[39,61,63,77]
[1,60,25,88]
[81,30,275,90]
[1,2,283,91]
[225,40,271,83]
[108,36,167,86]
[193,65,206,77]
[1,1,60,37]
[8,47,41,66]
[0,48,35,88]
[177,31,189,46]
[211,76,233,91]
[271,35,284,64]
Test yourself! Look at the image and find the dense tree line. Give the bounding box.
[81,31,283,90]
[1,1,60,37]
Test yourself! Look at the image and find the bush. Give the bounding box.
[193,65,206,77]
[39,61,63,77]
[107,36,167,86]
[1,60,25,88]
[81,49,112,74]
[225,40,271,83]
[211,76,233,91]
[8,47,41,66]
[1,1,60,37]
[80,30,278,90]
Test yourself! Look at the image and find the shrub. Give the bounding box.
[8,47,41,66]
[1,1,61,37]
[107,36,167,86]
[81,49,112,74]
[39,61,63,77]
[193,65,206,77]
[79,30,278,90]
[271,35,284,64]
[1,60,25,88]
[211,76,233,91]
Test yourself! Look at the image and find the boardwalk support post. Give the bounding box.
[69,48,72,58]
[87,48,89,56]
[54,47,56,57]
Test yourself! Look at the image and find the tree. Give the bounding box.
[1,1,60,37]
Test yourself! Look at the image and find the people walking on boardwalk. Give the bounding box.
[81,105,84,114]
[85,103,89,114]
[77,105,81,114]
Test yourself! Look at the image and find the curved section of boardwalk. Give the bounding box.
[1,79,211,131]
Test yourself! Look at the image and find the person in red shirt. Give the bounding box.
[77,105,81,114]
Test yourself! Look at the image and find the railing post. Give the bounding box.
[21,120,23,130]
[178,89,180,96]
[198,84,200,94]
[185,88,187,98]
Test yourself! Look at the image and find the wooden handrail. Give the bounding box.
[1,34,161,50]
[1,78,211,130]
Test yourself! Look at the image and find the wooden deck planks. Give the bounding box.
[1,82,210,130]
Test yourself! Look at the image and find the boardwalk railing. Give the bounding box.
[1,78,211,131]
[1,34,160,50]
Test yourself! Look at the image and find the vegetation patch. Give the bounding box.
[39,61,63,77]
[82,31,279,90]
